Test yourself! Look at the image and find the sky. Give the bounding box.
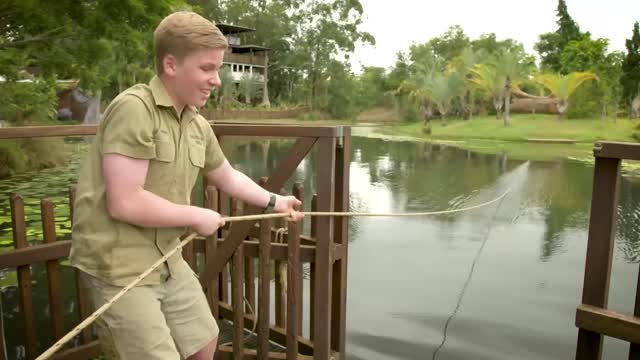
[350,0,640,73]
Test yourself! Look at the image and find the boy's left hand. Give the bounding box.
[274,195,304,221]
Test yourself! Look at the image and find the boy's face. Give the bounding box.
[164,48,225,108]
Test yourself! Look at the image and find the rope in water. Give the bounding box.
[35,187,510,360]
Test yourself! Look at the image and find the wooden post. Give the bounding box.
[310,194,318,341]
[287,207,302,360]
[313,137,336,360]
[10,193,37,359]
[576,156,621,360]
[69,186,93,344]
[275,188,287,328]
[0,291,7,360]
[232,228,245,360]
[257,218,271,360]
[631,265,640,359]
[292,183,304,335]
[332,129,350,355]
[41,199,65,342]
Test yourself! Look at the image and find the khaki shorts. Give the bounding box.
[81,261,219,359]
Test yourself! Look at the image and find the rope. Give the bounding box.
[430,189,507,360]
[35,187,510,360]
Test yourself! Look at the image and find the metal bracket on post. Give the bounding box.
[336,126,344,148]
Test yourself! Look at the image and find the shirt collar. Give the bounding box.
[149,75,199,121]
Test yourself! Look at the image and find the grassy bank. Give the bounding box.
[376,114,638,161]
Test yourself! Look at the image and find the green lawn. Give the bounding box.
[376,114,639,161]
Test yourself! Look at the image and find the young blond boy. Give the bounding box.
[70,11,303,360]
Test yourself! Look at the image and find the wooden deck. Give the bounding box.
[0,123,351,360]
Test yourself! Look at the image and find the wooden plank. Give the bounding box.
[630,264,640,359]
[0,123,341,140]
[218,303,315,355]
[310,194,318,341]
[576,305,640,344]
[287,203,302,360]
[69,186,92,345]
[204,186,220,318]
[257,218,271,360]
[331,128,350,355]
[292,183,304,335]
[0,236,337,269]
[576,156,621,360]
[211,124,338,138]
[192,239,327,263]
[41,199,65,342]
[245,226,316,247]
[50,340,101,360]
[0,125,97,139]
[232,234,245,359]
[0,241,70,270]
[593,141,640,161]
[199,137,317,289]
[10,193,37,359]
[313,137,336,360]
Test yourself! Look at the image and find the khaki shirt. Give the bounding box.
[70,76,225,286]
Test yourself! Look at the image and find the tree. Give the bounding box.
[326,60,358,119]
[290,0,374,109]
[449,47,485,120]
[535,0,585,72]
[239,73,263,104]
[560,36,623,118]
[470,64,506,118]
[491,49,531,126]
[471,33,520,56]
[427,25,470,64]
[354,66,390,110]
[621,22,640,112]
[535,72,599,117]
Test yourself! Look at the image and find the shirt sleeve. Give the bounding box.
[100,95,156,159]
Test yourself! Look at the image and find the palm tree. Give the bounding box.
[428,72,464,125]
[490,49,529,126]
[450,47,485,120]
[470,63,506,119]
[534,72,599,117]
[396,71,436,128]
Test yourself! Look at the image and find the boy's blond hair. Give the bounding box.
[153,11,228,74]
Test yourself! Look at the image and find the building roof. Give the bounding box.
[230,44,271,53]
[216,23,256,35]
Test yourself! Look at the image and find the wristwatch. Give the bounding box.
[263,192,276,213]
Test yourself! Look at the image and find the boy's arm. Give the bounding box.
[104,153,208,228]
[206,160,302,218]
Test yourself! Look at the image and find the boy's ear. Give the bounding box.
[163,54,178,77]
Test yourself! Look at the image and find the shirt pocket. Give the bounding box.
[188,143,205,168]
[154,138,176,162]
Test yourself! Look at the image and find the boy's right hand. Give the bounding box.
[191,208,225,236]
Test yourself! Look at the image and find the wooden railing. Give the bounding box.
[0,123,351,360]
[575,141,640,359]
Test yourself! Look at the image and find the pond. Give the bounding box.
[1,133,639,359]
